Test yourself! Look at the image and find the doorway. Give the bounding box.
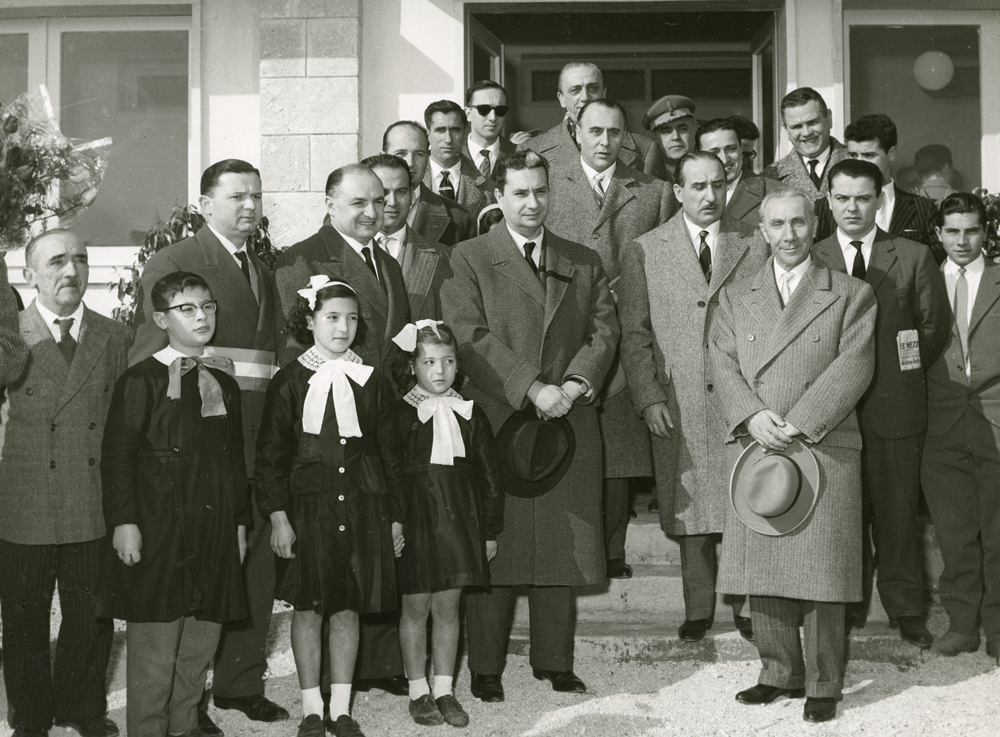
[467,4,779,167]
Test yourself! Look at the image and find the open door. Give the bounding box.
[751,14,777,170]
[466,15,504,87]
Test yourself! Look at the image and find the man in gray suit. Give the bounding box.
[384,121,476,247]
[422,100,489,221]
[697,118,781,227]
[364,153,452,322]
[762,88,848,203]
[619,152,768,644]
[0,229,132,737]
[711,187,876,723]
[546,98,676,578]
[813,159,950,645]
[523,62,666,180]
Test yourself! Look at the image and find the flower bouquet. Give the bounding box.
[974,188,1000,262]
[0,85,111,251]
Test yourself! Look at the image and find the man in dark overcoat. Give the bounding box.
[545,97,675,578]
[0,229,132,737]
[711,186,876,723]
[618,152,768,643]
[812,159,950,643]
[441,150,619,701]
[130,159,288,727]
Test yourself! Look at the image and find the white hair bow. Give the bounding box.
[302,359,374,436]
[417,395,474,465]
[391,320,445,352]
[297,275,357,309]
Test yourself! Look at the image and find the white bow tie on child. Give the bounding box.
[303,359,374,436]
[417,395,474,465]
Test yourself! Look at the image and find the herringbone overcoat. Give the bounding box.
[441,225,619,586]
[523,121,667,181]
[618,213,768,534]
[547,159,676,477]
[761,139,849,202]
[395,226,452,322]
[710,258,876,602]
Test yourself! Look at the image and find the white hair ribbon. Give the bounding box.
[302,359,374,437]
[416,395,474,465]
[297,275,357,310]
[391,320,445,352]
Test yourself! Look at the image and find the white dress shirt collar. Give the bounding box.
[506,224,544,257]
[802,145,833,179]
[944,254,985,377]
[467,136,500,169]
[376,224,407,261]
[153,344,205,365]
[877,180,896,231]
[333,226,379,279]
[207,223,249,256]
[726,173,742,203]
[35,300,85,343]
[836,225,877,269]
[683,215,721,258]
[580,158,617,190]
[429,158,462,196]
[773,254,813,301]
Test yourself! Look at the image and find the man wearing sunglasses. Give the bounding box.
[522,61,667,181]
[463,80,517,198]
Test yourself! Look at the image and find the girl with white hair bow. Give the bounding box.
[254,275,406,737]
[389,320,505,729]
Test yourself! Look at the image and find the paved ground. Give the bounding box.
[2,605,998,737]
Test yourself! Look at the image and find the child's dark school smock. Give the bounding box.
[395,386,505,593]
[256,347,405,615]
[99,347,250,623]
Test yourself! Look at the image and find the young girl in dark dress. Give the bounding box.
[255,276,405,737]
[391,321,505,728]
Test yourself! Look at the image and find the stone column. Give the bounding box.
[259,0,360,248]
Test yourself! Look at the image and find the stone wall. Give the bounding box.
[259,0,361,249]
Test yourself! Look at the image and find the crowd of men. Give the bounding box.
[0,60,997,736]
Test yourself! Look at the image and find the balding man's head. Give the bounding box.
[324,165,385,243]
[23,229,89,316]
[557,62,605,125]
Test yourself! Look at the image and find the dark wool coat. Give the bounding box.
[394,226,453,322]
[99,358,249,623]
[410,184,476,247]
[441,225,619,586]
[710,258,876,602]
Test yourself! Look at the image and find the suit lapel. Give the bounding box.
[595,167,637,229]
[194,228,259,328]
[401,229,438,316]
[664,216,710,293]
[709,222,749,296]
[866,231,897,293]
[320,226,389,319]
[459,156,487,204]
[493,227,546,306]
[542,236,576,336]
[249,249,275,349]
[725,176,761,223]
[813,235,848,273]
[565,164,601,220]
[889,190,916,236]
[741,264,784,352]
[415,186,449,242]
[23,304,70,386]
[970,261,1000,335]
[59,308,110,412]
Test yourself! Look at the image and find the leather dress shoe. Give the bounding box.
[846,611,867,631]
[435,694,470,727]
[803,697,837,722]
[931,630,980,656]
[986,641,999,666]
[532,668,587,693]
[11,729,47,737]
[891,615,933,649]
[735,683,806,705]
[678,618,713,642]
[734,615,754,642]
[606,559,633,579]
[470,671,505,702]
[408,694,444,726]
[329,715,365,737]
[352,675,408,696]
[54,716,119,737]
[296,714,326,737]
[197,709,223,737]
[213,694,289,722]
[648,498,659,512]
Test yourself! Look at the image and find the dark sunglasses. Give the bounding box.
[473,104,509,117]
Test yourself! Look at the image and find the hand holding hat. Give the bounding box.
[748,409,800,451]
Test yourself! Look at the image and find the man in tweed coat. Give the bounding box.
[546,98,676,578]
[710,187,876,723]
[0,229,131,737]
[762,88,848,203]
[422,100,489,221]
[619,151,768,643]
[441,150,619,701]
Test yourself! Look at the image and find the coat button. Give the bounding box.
[957,365,964,372]
[26,388,32,395]
[339,525,345,532]
[173,447,181,454]
[748,334,755,341]
[811,335,819,342]
[89,423,96,430]
[339,467,345,473]
[250,424,257,433]
[88,458,95,466]
[338,495,345,501]
[697,300,706,308]
[50,460,56,469]
[104,385,109,392]
[754,380,762,387]
[51,423,57,432]
[340,439,347,445]
[706,384,714,392]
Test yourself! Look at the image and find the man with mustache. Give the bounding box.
[523,62,666,180]
[619,151,768,645]
[762,87,848,202]
[697,118,781,227]
[422,100,488,221]
[0,229,131,737]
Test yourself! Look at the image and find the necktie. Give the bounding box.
[593,176,605,206]
[778,271,792,307]
[955,266,969,378]
[56,318,76,365]
[362,245,382,288]
[524,241,541,281]
[302,359,374,436]
[849,240,866,280]
[808,159,822,191]
[377,234,399,261]
[235,250,252,285]
[167,355,236,417]
[479,150,491,178]
[438,170,456,201]
[698,230,712,283]
[416,395,475,465]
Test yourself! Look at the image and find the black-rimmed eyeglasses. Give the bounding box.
[162,301,218,318]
